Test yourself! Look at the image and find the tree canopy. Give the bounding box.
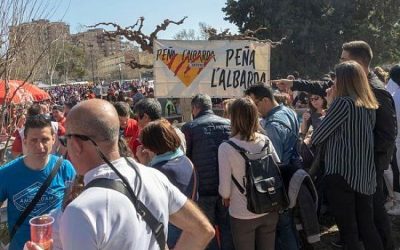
[173,22,211,40]
[55,43,86,82]
[223,0,400,78]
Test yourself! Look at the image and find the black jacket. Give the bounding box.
[182,110,231,196]
[293,72,397,171]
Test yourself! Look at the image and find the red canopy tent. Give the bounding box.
[0,80,50,104]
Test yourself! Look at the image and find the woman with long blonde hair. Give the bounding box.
[312,60,382,250]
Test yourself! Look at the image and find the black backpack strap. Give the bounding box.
[225,140,250,160]
[10,156,64,241]
[85,178,165,250]
[231,174,246,194]
[225,140,270,158]
[225,140,270,195]
[225,141,247,194]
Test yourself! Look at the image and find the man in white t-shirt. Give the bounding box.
[26,99,214,250]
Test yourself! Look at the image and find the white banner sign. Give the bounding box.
[153,40,270,98]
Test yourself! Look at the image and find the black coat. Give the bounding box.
[182,110,231,196]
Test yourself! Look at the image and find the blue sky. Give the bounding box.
[52,0,238,39]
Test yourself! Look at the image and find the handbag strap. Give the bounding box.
[189,161,198,200]
[9,156,64,241]
[85,178,166,250]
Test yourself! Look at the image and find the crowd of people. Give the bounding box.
[0,39,399,250]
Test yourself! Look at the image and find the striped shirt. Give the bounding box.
[312,96,376,195]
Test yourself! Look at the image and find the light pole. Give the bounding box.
[88,44,95,84]
[118,63,122,86]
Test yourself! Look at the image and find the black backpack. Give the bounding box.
[226,140,289,214]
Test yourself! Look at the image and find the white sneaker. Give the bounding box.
[387,201,400,216]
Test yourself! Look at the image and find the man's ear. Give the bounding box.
[51,133,56,146]
[143,113,151,123]
[263,97,272,105]
[22,136,27,147]
[69,136,84,155]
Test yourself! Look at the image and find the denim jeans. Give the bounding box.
[197,195,234,250]
[275,209,300,250]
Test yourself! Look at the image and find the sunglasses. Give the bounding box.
[58,132,140,199]
[310,97,321,102]
[59,133,94,147]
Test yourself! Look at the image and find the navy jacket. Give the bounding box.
[182,110,231,196]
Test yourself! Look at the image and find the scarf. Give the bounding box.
[149,148,184,167]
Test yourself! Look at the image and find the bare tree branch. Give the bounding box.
[243,27,268,36]
[206,27,286,47]
[88,16,188,55]
[124,60,153,70]
[125,16,144,32]
[7,42,51,102]
[148,16,188,45]
[0,0,60,162]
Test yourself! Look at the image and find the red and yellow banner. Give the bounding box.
[154,40,270,98]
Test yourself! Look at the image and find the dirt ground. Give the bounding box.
[313,214,400,250]
[0,215,399,249]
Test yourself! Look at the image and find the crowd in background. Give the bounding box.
[1,40,400,250]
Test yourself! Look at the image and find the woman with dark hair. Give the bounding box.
[300,94,327,136]
[299,94,327,169]
[312,61,381,250]
[218,97,280,250]
[136,119,197,248]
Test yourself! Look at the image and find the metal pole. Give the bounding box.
[119,63,122,86]
[90,49,95,84]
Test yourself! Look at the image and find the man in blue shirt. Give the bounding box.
[0,115,76,250]
[245,85,299,165]
[245,84,300,250]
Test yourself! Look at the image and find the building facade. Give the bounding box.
[8,20,152,84]
[97,49,153,81]
[8,19,70,82]
[71,28,123,57]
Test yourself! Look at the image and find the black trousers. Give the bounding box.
[325,174,383,250]
[374,170,395,250]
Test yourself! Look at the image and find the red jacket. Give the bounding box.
[123,119,140,154]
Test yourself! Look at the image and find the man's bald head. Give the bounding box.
[67,99,120,144]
